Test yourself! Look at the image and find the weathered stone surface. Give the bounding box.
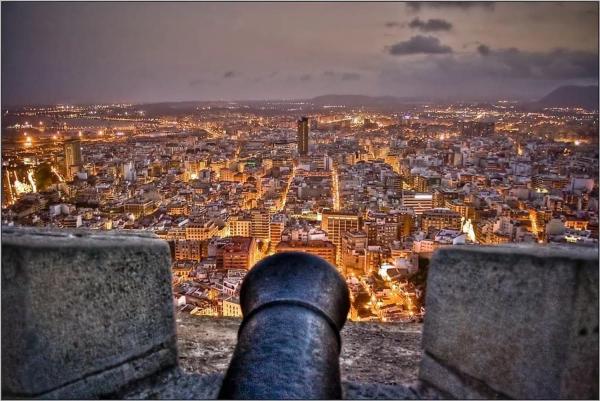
[176,315,240,376]
[123,313,446,400]
[421,245,599,399]
[121,369,434,400]
[340,319,423,386]
[175,313,424,386]
[419,353,505,399]
[119,312,428,399]
[120,369,224,400]
[1,227,177,398]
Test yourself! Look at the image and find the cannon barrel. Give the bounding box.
[218,252,351,399]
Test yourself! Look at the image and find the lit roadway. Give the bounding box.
[50,166,65,182]
[357,274,418,322]
[332,166,340,211]
[278,164,296,212]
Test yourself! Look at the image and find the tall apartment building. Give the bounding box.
[228,215,252,237]
[269,213,286,248]
[210,236,257,270]
[421,208,462,232]
[123,199,156,219]
[185,220,220,240]
[401,191,433,215]
[297,117,309,156]
[64,138,82,179]
[413,173,441,193]
[250,209,270,240]
[321,211,360,265]
[341,229,368,276]
[174,239,207,261]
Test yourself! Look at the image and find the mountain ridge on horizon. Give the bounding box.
[3,85,598,111]
[534,85,599,110]
[136,85,600,109]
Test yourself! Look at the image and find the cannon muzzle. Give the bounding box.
[218,252,350,399]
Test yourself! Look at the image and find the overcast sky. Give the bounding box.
[2,1,598,105]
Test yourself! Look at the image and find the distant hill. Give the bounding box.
[536,85,599,110]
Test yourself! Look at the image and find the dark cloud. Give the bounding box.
[322,71,361,81]
[299,74,311,81]
[415,47,598,81]
[408,18,453,32]
[378,44,598,101]
[388,35,453,56]
[189,79,204,87]
[477,44,491,56]
[489,47,598,79]
[407,2,495,11]
[385,21,400,28]
[223,71,235,79]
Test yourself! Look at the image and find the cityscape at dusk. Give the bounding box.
[1,1,598,325]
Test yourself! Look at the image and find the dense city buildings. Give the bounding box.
[2,96,598,322]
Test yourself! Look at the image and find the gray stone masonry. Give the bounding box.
[1,227,177,398]
[421,244,599,399]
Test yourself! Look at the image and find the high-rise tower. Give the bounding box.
[297,117,309,156]
[64,138,82,179]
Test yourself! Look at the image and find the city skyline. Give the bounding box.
[2,1,598,105]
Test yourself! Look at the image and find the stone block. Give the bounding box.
[1,227,177,398]
[420,245,598,399]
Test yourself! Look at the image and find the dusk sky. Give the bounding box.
[2,1,598,105]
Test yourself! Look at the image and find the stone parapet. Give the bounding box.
[420,245,599,399]
[1,227,177,398]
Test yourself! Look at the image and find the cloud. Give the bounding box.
[477,44,491,56]
[385,21,400,28]
[488,47,598,79]
[408,18,453,32]
[377,44,598,101]
[407,2,495,11]
[299,74,311,81]
[323,71,361,81]
[418,47,598,81]
[223,71,235,78]
[387,35,453,56]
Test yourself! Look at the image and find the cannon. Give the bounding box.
[218,252,350,399]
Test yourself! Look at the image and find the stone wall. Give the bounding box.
[420,245,598,399]
[1,227,177,399]
[2,227,598,399]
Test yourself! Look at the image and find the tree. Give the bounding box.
[33,163,58,191]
